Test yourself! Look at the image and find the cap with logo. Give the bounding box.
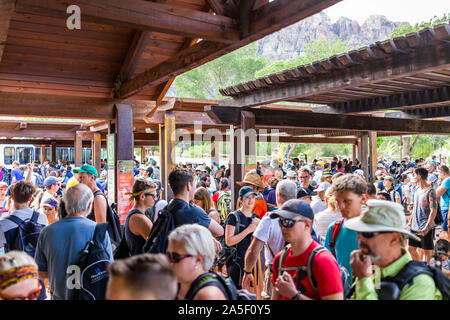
[322,169,333,177]
[270,199,314,221]
[42,197,58,209]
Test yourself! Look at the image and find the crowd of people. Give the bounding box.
[0,153,449,300]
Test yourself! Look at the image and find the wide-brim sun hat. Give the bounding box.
[237,172,264,190]
[344,199,420,241]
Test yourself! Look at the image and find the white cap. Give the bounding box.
[316,181,331,192]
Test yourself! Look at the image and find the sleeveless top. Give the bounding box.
[87,189,105,222]
[411,187,434,232]
[124,208,147,256]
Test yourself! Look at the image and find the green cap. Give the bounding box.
[73,164,98,178]
[344,199,420,241]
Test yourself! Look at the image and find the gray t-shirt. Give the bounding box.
[411,187,435,232]
[427,173,439,190]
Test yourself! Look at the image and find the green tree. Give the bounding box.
[390,13,449,38]
[174,43,269,99]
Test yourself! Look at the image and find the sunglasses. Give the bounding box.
[278,218,308,228]
[359,231,392,239]
[167,252,193,263]
[0,281,42,300]
[145,193,157,199]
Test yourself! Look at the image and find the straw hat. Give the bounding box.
[237,172,264,190]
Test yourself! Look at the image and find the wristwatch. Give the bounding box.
[244,270,252,275]
[291,290,302,300]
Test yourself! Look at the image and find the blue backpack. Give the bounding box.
[34,174,44,188]
[6,211,46,257]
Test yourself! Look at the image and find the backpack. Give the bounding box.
[34,173,44,188]
[6,211,46,257]
[145,199,160,223]
[214,211,241,272]
[328,218,344,257]
[71,223,111,300]
[142,200,184,254]
[184,272,238,300]
[377,260,450,300]
[278,244,350,299]
[217,190,232,222]
[424,188,444,225]
[93,191,122,247]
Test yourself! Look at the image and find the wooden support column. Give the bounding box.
[92,132,101,176]
[211,136,220,166]
[399,136,403,160]
[74,133,82,167]
[369,131,377,182]
[352,143,357,163]
[51,142,56,163]
[230,111,256,210]
[159,112,176,201]
[141,146,146,165]
[40,145,46,164]
[360,133,369,180]
[115,104,134,224]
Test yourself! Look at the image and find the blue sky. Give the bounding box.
[323,0,449,24]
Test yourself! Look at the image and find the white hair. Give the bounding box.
[168,224,215,271]
[276,179,297,203]
[62,183,94,215]
[0,250,37,273]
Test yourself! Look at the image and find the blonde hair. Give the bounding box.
[194,187,213,213]
[168,224,215,271]
[325,188,338,211]
[0,251,38,273]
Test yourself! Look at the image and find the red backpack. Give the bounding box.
[328,218,344,257]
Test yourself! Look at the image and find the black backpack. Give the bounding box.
[6,211,46,257]
[142,200,184,254]
[278,244,351,299]
[214,211,241,272]
[377,260,450,300]
[184,272,238,300]
[71,223,111,300]
[93,191,122,247]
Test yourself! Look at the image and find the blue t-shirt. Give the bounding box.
[34,217,113,300]
[171,199,211,229]
[324,219,359,281]
[11,168,24,182]
[440,177,450,210]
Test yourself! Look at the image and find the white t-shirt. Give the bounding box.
[311,196,327,214]
[253,213,284,266]
[315,208,342,239]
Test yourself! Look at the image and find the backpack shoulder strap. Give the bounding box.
[307,245,328,291]
[329,218,344,254]
[184,273,220,300]
[277,244,291,277]
[93,223,109,247]
[31,211,40,223]
[383,260,432,292]
[6,214,24,226]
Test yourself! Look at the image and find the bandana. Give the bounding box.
[125,187,157,202]
[0,265,39,290]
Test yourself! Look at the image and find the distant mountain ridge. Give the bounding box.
[256,12,408,61]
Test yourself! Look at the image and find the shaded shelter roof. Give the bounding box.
[219,23,450,120]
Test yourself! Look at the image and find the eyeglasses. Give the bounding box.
[167,252,193,263]
[0,281,42,300]
[145,193,157,199]
[359,231,392,239]
[278,218,308,228]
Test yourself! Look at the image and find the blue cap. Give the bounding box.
[407,162,417,168]
[270,199,314,220]
[43,176,61,188]
[239,186,257,198]
[42,197,58,209]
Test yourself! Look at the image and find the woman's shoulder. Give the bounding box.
[194,284,227,300]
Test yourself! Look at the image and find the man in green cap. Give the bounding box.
[346,199,442,300]
[74,165,107,223]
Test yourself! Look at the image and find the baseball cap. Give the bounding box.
[43,176,61,188]
[0,182,8,189]
[316,181,331,192]
[384,175,394,182]
[270,199,314,221]
[297,187,316,198]
[238,186,257,198]
[322,169,333,177]
[376,163,385,168]
[344,199,420,241]
[286,170,297,178]
[354,169,364,177]
[146,166,153,175]
[42,197,58,209]
[73,165,98,178]
[407,163,417,168]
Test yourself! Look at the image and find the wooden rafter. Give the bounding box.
[15,0,240,44]
[0,0,15,63]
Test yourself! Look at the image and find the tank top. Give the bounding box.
[124,208,147,256]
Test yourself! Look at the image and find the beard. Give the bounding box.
[359,242,380,262]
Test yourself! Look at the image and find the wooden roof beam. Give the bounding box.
[16,0,239,44]
[205,105,450,134]
[0,129,75,139]
[117,0,340,98]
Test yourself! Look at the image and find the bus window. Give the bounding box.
[35,148,41,163]
[16,147,33,164]
[45,148,51,162]
[82,148,92,165]
[4,147,14,165]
